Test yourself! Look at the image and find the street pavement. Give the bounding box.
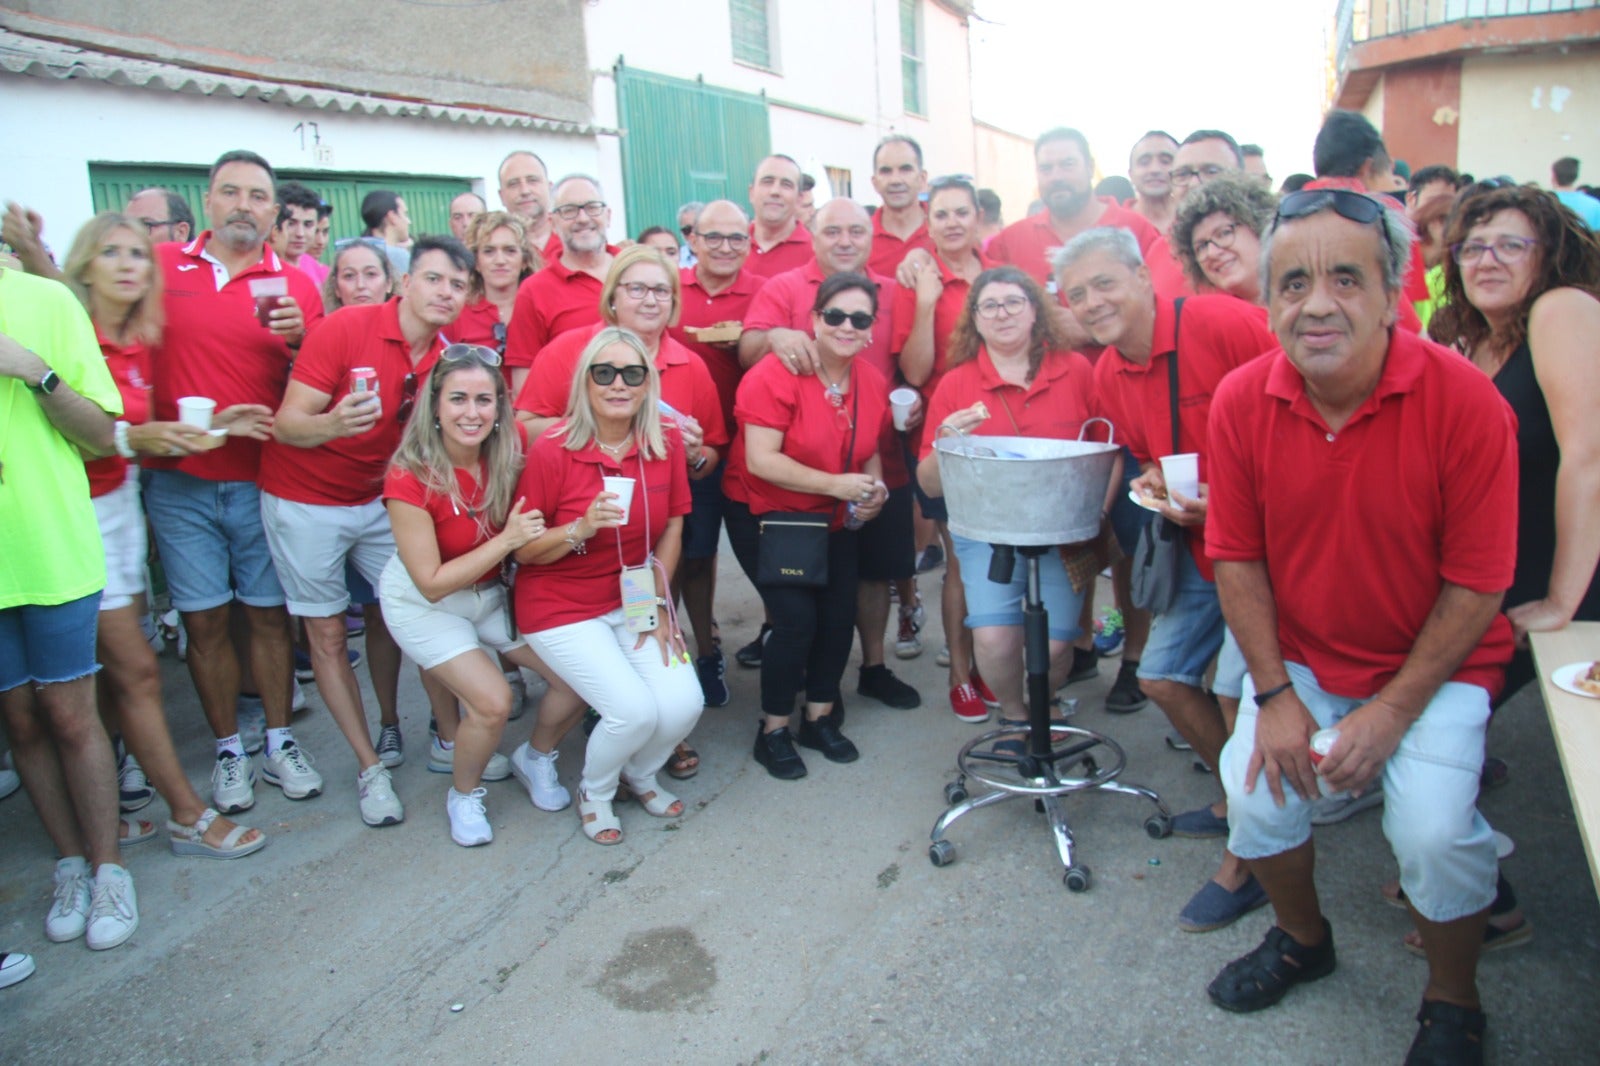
[2,553,1597,1064]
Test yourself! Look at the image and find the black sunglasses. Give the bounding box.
[818,308,875,330]
[441,342,503,367]
[589,363,648,387]
[396,372,419,424]
[1272,188,1391,244]
[491,321,507,356]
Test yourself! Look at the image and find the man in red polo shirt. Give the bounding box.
[740,198,921,708]
[745,155,815,279]
[869,134,933,276]
[1127,130,1180,234]
[671,200,761,432]
[504,174,617,392]
[1056,225,1278,935]
[497,150,561,263]
[142,149,322,818]
[257,234,470,827]
[1203,189,1515,1062]
[1169,129,1245,203]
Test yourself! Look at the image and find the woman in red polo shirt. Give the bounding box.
[63,212,268,858]
[454,212,540,362]
[917,266,1110,734]
[724,272,891,780]
[321,237,396,312]
[512,327,702,845]
[1169,174,1276,304]
[894,175,998,723]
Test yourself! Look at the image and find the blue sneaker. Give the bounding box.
[696,651,730,707]
[1093,607,1124,657]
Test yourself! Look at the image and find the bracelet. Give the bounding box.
[1254,681,1295,707]
[564,520,588,555]
[113,420,137,459]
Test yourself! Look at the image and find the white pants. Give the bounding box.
[525,608,704,801]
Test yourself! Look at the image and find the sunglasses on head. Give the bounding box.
[589,363,648,387]
[818,308,875,330]
[440,342,503,367]
[1272,188,1391,243]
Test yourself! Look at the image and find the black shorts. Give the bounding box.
[681,466,725,560]
[857,483,914,581]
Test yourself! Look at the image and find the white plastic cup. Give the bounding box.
[602,476,636,524]
[1160,452,1200,502]
[889,387,918,431]
[248,276,289,327]
[177,396,216,430]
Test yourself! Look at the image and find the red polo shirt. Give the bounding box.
[669,266,764,431]
[745,222,814,279]
[513,324,729,450]
[452,298,505,349]
[987,199,1189,300]
[890,249,994,452]
[513,428,691,633]
[744,261,906,487]
[258,300,445,506]
[1205,328,1517,698]
[542,230,564,265]
[503,250,618,370]
[919,347,1099,460]
[383,460,498,586]
[147,233,325,482]
[85,329,153,498]
[869,207,934,276]
[728,354,891,527]
[1094,294,1276,579]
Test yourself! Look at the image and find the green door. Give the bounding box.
[87,163,472,264]
[615,64,771,238]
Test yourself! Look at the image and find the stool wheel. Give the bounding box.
[944,781,969,805]
[1144,814,1172,839]
[929,839,956,867]
[1064,865,1091,893]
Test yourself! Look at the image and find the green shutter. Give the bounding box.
[730,0,771,68]
[899,0,923,115]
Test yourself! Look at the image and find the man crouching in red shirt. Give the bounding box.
[1203,188,1517,1065]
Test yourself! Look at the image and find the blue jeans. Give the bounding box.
[141,469,285,613]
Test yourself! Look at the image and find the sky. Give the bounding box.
[967,0,1334,183]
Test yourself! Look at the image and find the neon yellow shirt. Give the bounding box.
[0,269,122,608]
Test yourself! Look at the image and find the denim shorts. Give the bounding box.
[950,533,1085,641]
[681,466,724,561]
[1221,664,1497,923]
[1137,545,1226,689]
[0,591,103,691]
[141,469,285,613]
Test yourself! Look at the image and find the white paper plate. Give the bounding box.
[1551,661,1600,699]
[1127,489,1163,513]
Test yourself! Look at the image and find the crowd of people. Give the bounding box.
[3,109,1599,1065]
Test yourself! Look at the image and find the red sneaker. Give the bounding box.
[971,671,1000,709]
[950,683,990,723]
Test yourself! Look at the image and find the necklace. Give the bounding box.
[816,363,847,407]
[596,434,632,457]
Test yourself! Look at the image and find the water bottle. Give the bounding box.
[844,501,864,530]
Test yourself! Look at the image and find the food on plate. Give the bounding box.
[1576,662,1600,697]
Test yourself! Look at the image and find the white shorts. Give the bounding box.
[260,493,395,617]
[377,554,526,670]
[92,471,148,613]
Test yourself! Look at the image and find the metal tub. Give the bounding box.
[933,420,1118,546]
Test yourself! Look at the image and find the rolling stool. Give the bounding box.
[928,542,1172,892]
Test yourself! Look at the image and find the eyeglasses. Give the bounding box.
[618,282,672,302]
[1172,164,1228,183]
[975,295,1030,319]
[1450,236,1539,266]
[818,308,875,330]
[440,342,503,367]
[1271,188,1391,247]
[695,231,749,249]
[589,363,648,387]
[552,201,606,221]
[1192,222,1241,259]
[396,371,420,424]
[138,218,173,233]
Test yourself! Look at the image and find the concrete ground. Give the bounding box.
[2,554,1597,1065]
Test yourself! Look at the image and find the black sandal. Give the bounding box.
[1207,919,1336,1013]
[1404,1000,1485,1066]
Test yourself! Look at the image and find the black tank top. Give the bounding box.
[1493,341,1600,620]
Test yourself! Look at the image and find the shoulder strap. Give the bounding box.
[1168,297,1186,455]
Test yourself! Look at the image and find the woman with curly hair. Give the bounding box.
[454,211,542,363]
[1169,173,1277,302]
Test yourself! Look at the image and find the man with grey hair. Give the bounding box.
[497,150,560,260]
[504,174,617,392]
[676,201,705,267]
[1054,225,1276,935]
[449,191,487,242]
[1202,187,1516,1063]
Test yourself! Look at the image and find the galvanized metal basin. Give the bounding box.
[934,421,1118,546]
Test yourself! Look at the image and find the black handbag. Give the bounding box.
[755,383,857,588]
[1129,298,1187,615]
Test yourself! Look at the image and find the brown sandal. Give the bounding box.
[666,742,700,780]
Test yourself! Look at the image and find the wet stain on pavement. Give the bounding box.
[876,863,900,889]
[592,926,716,1012]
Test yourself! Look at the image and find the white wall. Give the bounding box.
[1457,49,1600,186]
[0,76,598,249]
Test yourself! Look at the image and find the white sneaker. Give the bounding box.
[357,763,404,827]
[291,680,309,714]
[211,752,256,814]
[505,670,527,721]
[447,787,493,846]
[0,752,19,802]
[509,742,571,811]
[85,864,138,950]
[0,951,35,989]
[236,697,267,755]
[426,738,511,781]
[262,742,324,800]
[1310,781,1384,825]
[45,857,91,943]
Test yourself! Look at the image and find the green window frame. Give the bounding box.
[900,0,924,116]
[731,0,776,71]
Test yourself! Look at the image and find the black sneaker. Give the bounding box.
[1104,659,1148,714]
[735,624,771,668]
[696,651,730,707]
[796,713,859,763]
[857,663,921,709]
[754,725,807,779]
[914,543,945,573]
[1062,646,1100,686]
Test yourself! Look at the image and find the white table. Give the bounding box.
[1529,624,1600,905]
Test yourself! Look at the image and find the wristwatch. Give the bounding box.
[29,368,60,395]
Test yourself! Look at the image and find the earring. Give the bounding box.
[433,419,441,429]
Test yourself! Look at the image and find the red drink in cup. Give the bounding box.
[248,277,289,328]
